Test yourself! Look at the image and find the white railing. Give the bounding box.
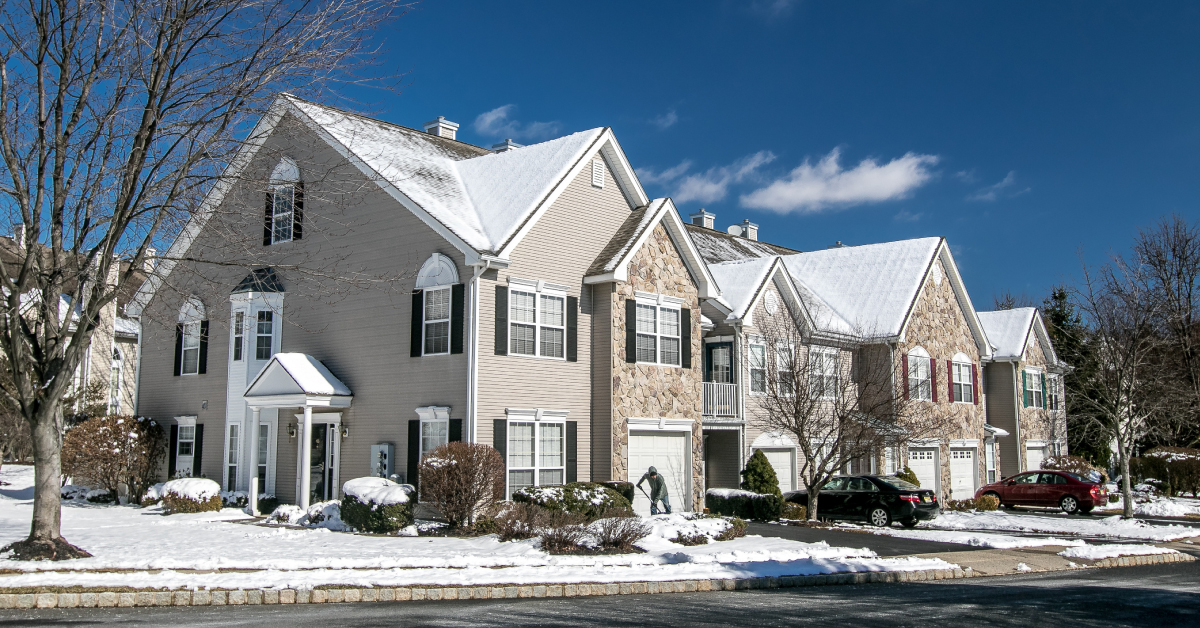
[703,382,738,417]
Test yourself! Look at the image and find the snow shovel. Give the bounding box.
[638,486,658,514]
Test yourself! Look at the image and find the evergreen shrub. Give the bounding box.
[740,450,782,497]
[513,482,630,518]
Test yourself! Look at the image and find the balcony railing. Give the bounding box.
[703,382,738,417]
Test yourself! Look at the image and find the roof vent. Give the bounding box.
[689,209,715,230]
[742,219,758,241]
[491,139,523,152]
[423,116,459,140]
[12,224,25,250]
[828,241,846,249]
[143,247,157,272]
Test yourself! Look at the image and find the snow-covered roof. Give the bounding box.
[114,317,139,337]
[288,97,606,253]
[708,256,855,337]
[977,308,1037,359]
[780,238,943,338]
[244,353,352,401]
[684,223,798,264]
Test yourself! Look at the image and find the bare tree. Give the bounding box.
[993,291,1036,311]
[750,315,942,521]
[1070,256,1168,518]
[0,0,409,559]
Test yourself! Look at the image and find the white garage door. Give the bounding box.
[949,449,976,501]
[757,448,796,492]
[909,448,938,493]
[629,431,689,515]
[1026,446,1046,472]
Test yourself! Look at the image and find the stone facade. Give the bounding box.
[609,224,704,509]
[1014,327,1067,467]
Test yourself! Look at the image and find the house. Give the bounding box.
[978,307,1068,477]
[127,95,715,514]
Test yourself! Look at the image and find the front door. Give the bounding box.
[705,343,733,383]
[310,423,337,503]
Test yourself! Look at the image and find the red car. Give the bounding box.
[975,470,1108,515]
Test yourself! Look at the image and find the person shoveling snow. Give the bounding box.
[637,466,672,515]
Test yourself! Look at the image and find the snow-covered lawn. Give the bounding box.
[0,466,953,590]
[1100,495,1200,518]
[918,510,1200,542]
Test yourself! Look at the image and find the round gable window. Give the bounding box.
[764,291,779,315]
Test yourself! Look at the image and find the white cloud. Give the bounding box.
[638,152,776,205]
[651,109,679,130]
[893,210,924,223]
[472,105,561,141]
[967,171,1029,202]
[740,148,938,214]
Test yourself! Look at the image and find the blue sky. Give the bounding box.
[343,1,1200,308]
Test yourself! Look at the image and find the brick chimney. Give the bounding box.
[423,116,459,140]
[689,209,715,230]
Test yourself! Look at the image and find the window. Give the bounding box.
[539,294,565,358]
[1026,370,1044,409]
[807,346,838,399]
[508,288,566,359]
[591,158,604,188]
[420,419,448,459]
[270,184,294,244]
[178,425,196,458]
[233,312,245,362]
[508,420,566,496]
[108,349,122,415]
[710,345,731,384]
[225,424,239,491]
[907,350,932,401]
[181,322,201,375]
[256,424,269,494]
[749,340,767,394]
[777,343,795,396]
[255,311,273,360]
[986,441,997,484]
[634,302,681,366]
[1047,375,1062,411]
[952,362,974,403]
[423,287,451,355]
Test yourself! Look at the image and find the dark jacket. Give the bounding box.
[638,472,668,500]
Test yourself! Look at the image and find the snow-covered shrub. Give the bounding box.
[944,495,1000,512]
[781,502,807,520]
[1042,455,1108,484]
[671,530,708,546]
[221,491,248,508]
[257,494,279,515]
[339,477,414,533]
[705,488,783,521]
[59,485,89,501]
[537,510,589,554]
[740,450,782,497]
[304,500,347,530]
[266,504,305,524]
[489,502,549,541]
[590,508,650,551]
[714,517,748,541]
[513,482,630,519]
[600,481,636,505]
[160,478,222,514]
[61,415,167,504]
[417,442,505,528]
[1143,447,1200,497]
[895,466,921,488]
[141,483,166,505]
[86,488,115,503]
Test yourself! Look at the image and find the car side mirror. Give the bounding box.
[1006,480,1016,486]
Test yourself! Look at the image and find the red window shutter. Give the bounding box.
[946,359,954,403]
[972,364,980,405]
[902,353,910,400]
[930,357,938,403]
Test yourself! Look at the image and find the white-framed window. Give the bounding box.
[1047,375,1062,411]
[255,311,273,360]
[507,419,566,495]
[777,342,795,396]
[181,322,201,375]
[591,158,604,188]
[508,282,567,360]
[175,421,196,478]
[986,440,997,484]
[807,346,838,399]
[1026,370,1044,409]
[635,302,681,366]
[232,311,245,362]
[270,184,295,244]
[225,423,240,491]
[420,419,448,459]
[423,287,451,355]
[108,349,122,415]
[748,338,767,394]
[907,347,932,401]
[952,361,974,403]
[256,423,270,494]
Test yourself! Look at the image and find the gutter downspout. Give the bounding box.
[467,256,503,444]
[1011,361,1023,472]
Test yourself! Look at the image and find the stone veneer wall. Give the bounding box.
[609,224,704,509]
[1015,328,1066,467]
[896,257,988,497]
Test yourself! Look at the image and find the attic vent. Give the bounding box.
[591,158,604,188]
[689,209,715,230]
[491,139,523,152]
[423,116,459,140]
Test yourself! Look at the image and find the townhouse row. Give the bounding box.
[123,96,1068,513]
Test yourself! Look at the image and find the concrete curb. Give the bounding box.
[0,551,1192,610]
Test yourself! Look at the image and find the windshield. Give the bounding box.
[878,476,921,490]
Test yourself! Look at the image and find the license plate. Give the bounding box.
[921,496,930,503]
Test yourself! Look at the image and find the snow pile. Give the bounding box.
[162,478,221,502]
[706,488,760,499]
[142,483,167,503]
[636,514,740,551]
[342,477,412,506]
[924,510,1200,542]
[266,504,305,525]
[1105,492,1200,518]
[60,485,89,500]
[1058,544,1178,560]
[860,526,1088,549]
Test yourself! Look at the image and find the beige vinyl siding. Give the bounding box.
[476,157,635,482]
[985,362,1019,478]
[590,283,613,482]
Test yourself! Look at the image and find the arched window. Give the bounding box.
[906,346,932,401]
[265,158,303,245]
[175,297,208,376]
[413,254,461,357]
[415,253,459,289]
[108,348,122,415]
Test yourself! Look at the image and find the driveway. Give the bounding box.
[745,522,989,556]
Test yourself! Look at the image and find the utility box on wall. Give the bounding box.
[370,444,395,479]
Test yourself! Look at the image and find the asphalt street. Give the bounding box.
[3,561,1196,627]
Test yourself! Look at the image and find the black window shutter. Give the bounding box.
[566,421,577,483]
[450,284,465,354]
[192,424,204,478]
[173,324,183,376]
[263,191,273,246]
[168,425,179,478]
[494,285,508,355]
[407,419,420,496]
[410,290,423,357]
[681,308,692,369]
[449,418,463,442]
[566,296,578,362]
[625,299,637,363]
[292,181,304,241]
[493,419,507,460]
[197,320,209,375]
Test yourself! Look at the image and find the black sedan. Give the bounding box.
[784,475,940,527]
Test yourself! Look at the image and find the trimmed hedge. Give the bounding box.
[162,492,222,514]
[600,481,636,506]
[513,482,631,519]
[705,489,783,521]
[339,494,415,534]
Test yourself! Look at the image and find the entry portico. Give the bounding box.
[243,353,352,513]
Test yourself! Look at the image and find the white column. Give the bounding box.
[248,407,261,516]
[299,406,313,511]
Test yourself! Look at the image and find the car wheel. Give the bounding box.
[900,517,919,528]
[1060,495,1079,515]
[868,507,892,527]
